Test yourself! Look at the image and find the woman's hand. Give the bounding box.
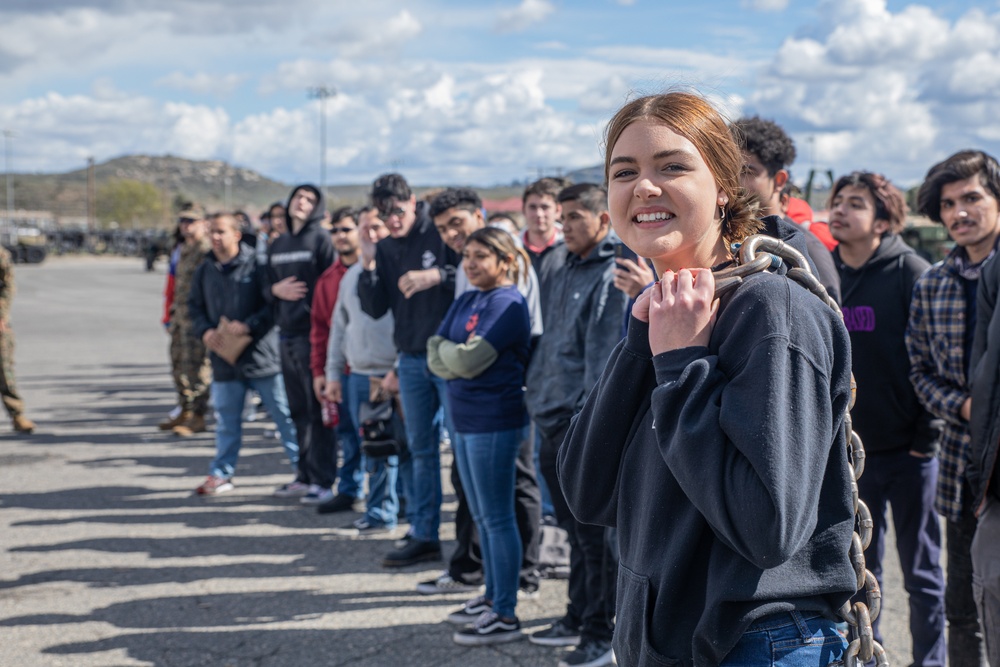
[648,269,718,356]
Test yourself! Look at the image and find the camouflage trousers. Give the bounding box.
[0,330,24,419]
[169,324,211,416]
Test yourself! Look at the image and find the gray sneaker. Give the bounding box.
[416,573,481,595]
[452,611,522,646]
[446,595,493,625]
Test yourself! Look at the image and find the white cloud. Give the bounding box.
[320,9,423,58]
[748,0,1000,185]
[156,72,248,97]
[495,0,555,33]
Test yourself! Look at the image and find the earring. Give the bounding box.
[719,204,726,222]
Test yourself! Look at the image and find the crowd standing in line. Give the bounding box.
[149,89,1000,667]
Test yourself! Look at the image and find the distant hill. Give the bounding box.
[0,154,604,228]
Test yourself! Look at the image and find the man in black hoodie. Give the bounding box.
[830,172,946,666]
[268,184,337,503]
[358,173,459,567]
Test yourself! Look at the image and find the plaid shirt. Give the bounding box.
[905,249,972,522]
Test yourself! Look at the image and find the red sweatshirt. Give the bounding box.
[310,258,350,378]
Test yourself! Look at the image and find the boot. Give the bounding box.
[12,415,35,434]
[173,413,207,437]
[159,410,190,431]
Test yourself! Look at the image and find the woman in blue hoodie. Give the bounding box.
[427,227,532,647]
[558,92,858,667]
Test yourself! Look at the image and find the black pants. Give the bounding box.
[946,496,984,667]
[539,419,616,642]
[449,429,542,591]
[280,336,337,488]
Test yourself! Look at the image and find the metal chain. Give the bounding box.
[714,234,888,667]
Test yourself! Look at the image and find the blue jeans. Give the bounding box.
[343,372,398,528]
[336,371,363,498]
[396,352,448,542]
[721,612,848,666]
[210,374,298,479]
[858,450,946,667]
[452,427,525,619]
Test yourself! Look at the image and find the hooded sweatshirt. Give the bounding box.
[558,270,856,667]
[834,234,937,454]
[357,200,460,354]
[266,185,335,337]
[525,232,629,430]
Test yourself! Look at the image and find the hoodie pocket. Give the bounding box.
[616,564,683,667]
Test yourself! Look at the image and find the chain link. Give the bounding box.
[714,234,888,667]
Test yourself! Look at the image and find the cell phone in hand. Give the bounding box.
[615,242,638,263]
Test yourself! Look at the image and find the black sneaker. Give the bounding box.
[558,638,614,667]
[446,595,493,625]
[528,618,581,646]
[380,538,441,567]
[316,493,359,514]
[452,611,522,646]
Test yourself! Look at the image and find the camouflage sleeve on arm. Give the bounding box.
[0,247,14,322]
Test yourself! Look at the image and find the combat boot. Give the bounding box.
[173,413,207,437]
[12,415,35,434]
[159,410,190,431]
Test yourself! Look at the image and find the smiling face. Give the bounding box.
[434,206,483,253]
[462,239,510,291]
[607,118,728,274]
[379,195,417,238]
[829,184,887,246]
[940,175,1000,262]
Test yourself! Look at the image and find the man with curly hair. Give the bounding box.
[733,116,841,303]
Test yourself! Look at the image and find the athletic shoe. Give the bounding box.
[195,475,233,496]
[300,487,334,506]
[381,538,441,567]
[529,618,582,647]
[446,595,493,625]
[452,611,522,646]
[416,572,481,595]
[330,517,391,537]
[316,493,359,514]
[517,585,540,600]
[558,638,614,667]
[273,480,309,498]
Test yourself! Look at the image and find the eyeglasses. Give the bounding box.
[330,226,356,234]
[378,204,406,219]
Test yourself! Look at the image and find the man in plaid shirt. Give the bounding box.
[906,150,1000,667]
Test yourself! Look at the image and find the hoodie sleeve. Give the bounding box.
[310,267,337,378]
[245,261,275,338]
[558,317,656,527]
[359,243,391,319]
[326,289,349,382]
[649,280,850,569]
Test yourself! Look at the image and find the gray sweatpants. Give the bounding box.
[972,496,1000,666]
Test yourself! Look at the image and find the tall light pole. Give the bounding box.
[307,86,335,192]
[3,130,14,230]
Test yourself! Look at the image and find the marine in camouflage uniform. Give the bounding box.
[160,207,212,435]
[0,245,35,433]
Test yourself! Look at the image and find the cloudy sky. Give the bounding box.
[1,0,997,188]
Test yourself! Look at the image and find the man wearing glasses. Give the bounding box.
[358,173,460,566]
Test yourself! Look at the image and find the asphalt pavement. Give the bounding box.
[0,256,915,666]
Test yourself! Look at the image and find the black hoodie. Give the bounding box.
[266,185,335,336]
[834,234,939,454]
[358,200,459,354]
